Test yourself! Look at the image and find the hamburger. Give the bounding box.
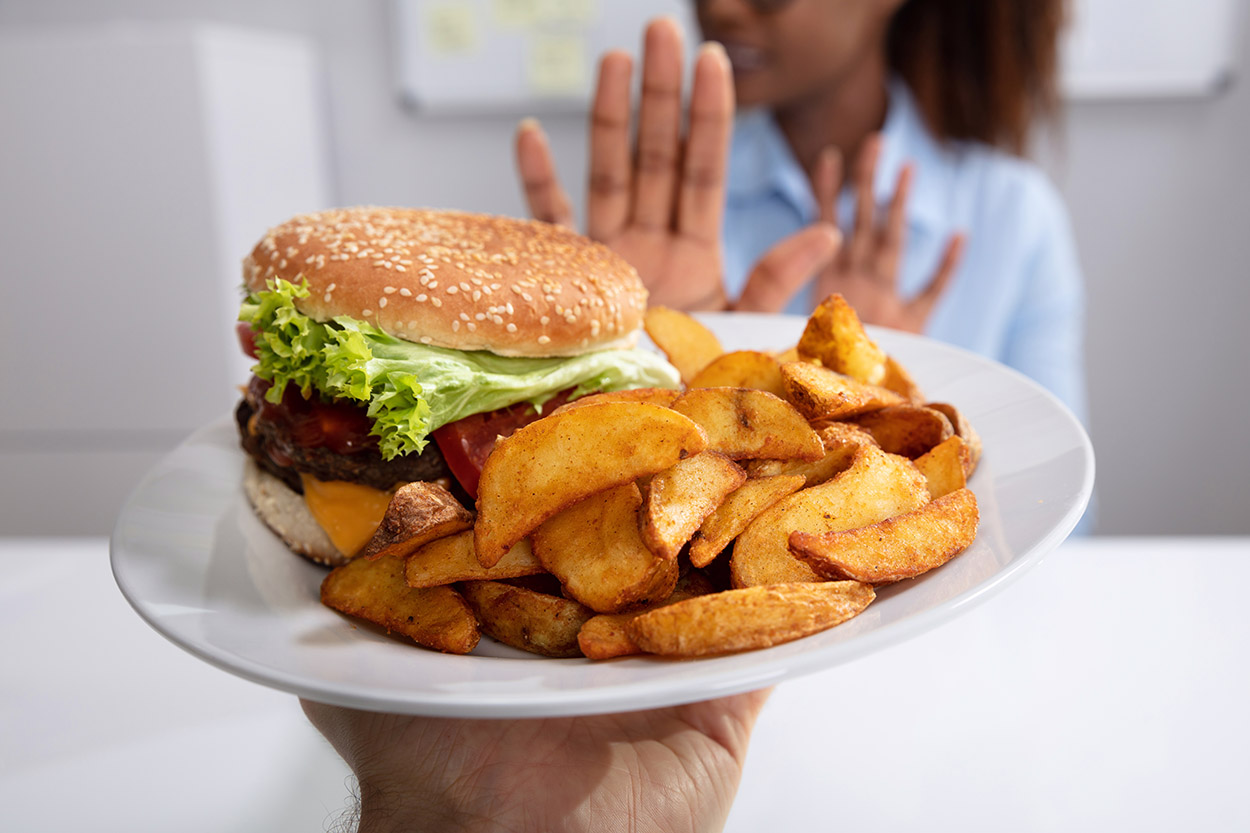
[235,207,680,566]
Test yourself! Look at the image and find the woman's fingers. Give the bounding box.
[734,223,841,312]
[812,145,842,228]
[676,41,734,245]
[847,133,882,270]
[912,232,966,320]
[631,17,686,231]
[515,119,575,229]
[876,162,913,284]
[586,50,634,241]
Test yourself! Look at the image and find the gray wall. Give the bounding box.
[2,0,1247,535]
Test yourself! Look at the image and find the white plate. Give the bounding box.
[111,313,1094,718]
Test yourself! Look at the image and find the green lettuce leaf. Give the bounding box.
[238,278,680,459]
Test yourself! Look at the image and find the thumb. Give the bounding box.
[733,224,840,312]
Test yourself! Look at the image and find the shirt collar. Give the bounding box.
[727,78,952,232]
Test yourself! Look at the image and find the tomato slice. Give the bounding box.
[237,322,259,359]
[432,390,577,499]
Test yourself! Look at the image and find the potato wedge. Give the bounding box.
[688,474,806,568]
[927,402,981,475]
[459,579,594,658]
[913,436,971,499]
[790,488,979,583]
[626,581,875,657]
[797,293,887,385]
[549,387,680,415]
[880,355,925,403]
[730,444,930,587]
[672,387,823,461]
[531,483,679,612]
[850,405,954,459]
[643,306,724,383]
[744,422,873,487]
[321,556,479,654]
[688,350,787,397]
[359,481,474,560]
[780,360,906,421]
[577,571,716,660]
[404,531,544,588]
[641,452,747,560]
[475,401,708,567]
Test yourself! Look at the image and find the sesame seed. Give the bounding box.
[447,286,458,295]
[467,322,477,332]
[416,294,428,302]
[431,298,443,307]
[363,308,373,316]
[420,336,433,344]
[452,320,461,332]
[506,323,518,333]
[379,297,388,308]
[538,335,551,344]
[399,288,412,297]
[384,286,397,294]
[540,316,550,325]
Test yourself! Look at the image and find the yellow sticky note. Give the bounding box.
[527,33,588,95]
[537,0,596,24]
[423,3,479,55]
[493,0,539,28]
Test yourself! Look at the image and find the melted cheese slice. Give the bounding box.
[300,475,395,557]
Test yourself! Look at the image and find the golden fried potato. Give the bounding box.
[475,401,708,567]
[688,350,787,397]
[321,556,479,654]
[797,293,887,385]
[790,488,979,584]
[531,483,678,613]
[626,581,875,657]
[780,360,906,421]
[744,422,874,487]
[927,402,981,475]
[672,387,823,461]
[913,436,971,500]
[549,387,680,415]
[577,571,716,660]
[404,531,544,589]
[643,306,724,383]
[459,580,594,658]
[850,405,954,459]
[688,474,806,568]
[641,451,747,560]
[358,481,474,561]
[730,444,930,587]
[880,355,925,403]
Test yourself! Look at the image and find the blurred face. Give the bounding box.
[693,0,902,109]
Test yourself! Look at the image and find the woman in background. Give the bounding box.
[517,0,1086,421]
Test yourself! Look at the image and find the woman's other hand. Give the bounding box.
[302,689,771,833]
[811,134,965,333]
[516,17,838,313]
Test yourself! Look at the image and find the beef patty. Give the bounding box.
[235,395,450,494]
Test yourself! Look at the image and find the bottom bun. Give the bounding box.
[242,459,348,567]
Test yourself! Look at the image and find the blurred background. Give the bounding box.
[2,0,1247,537]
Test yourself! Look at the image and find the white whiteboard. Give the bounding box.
[1062,0,1241,98]
[392,0,1242,112]
[392,0,692,113]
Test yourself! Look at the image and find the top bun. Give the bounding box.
[243,207,649,357]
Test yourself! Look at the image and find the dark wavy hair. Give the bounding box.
[887,0,1065,155]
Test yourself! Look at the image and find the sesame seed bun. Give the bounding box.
[243,207,649,358]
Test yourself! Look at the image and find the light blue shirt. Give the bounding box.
[723,81,1088,426]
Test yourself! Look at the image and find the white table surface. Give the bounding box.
[3,536,1247,832]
